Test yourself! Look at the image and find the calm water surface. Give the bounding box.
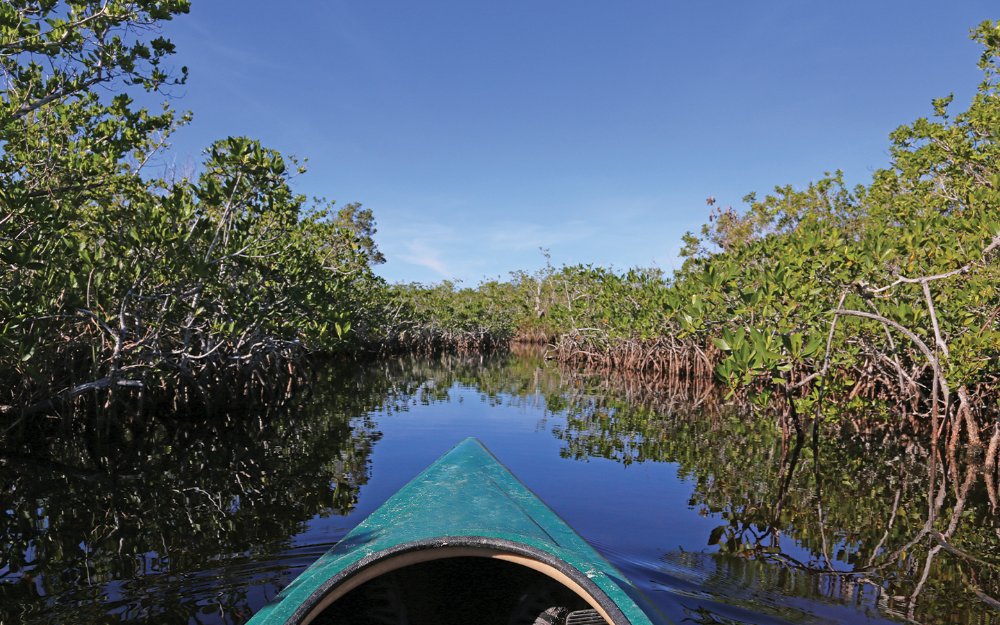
[2,351,997,624]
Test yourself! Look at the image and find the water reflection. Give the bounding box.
[0,364,392,624]
[539,363,1000,625]
[2,351,998,624]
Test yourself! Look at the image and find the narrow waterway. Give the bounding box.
[1,350,997,624]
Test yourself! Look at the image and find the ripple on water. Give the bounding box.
[598,544,902,625]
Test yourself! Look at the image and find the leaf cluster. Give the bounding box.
[0,1,391,414]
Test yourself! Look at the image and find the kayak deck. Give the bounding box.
[248,438,668,625]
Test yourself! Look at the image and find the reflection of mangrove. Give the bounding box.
[389,352,1000,622]
[373,347,554,407]
[5,352,999,624]
[543,361,724,466]
[707,433,1000,624]
[536,365,1000,625]
[0,362,399,624]
[3,349,316,433]
[0,351,564,623]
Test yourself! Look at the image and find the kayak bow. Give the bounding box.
[248,437,669,625]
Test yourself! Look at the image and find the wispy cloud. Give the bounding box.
[399,241,451,278]
[181,17,284,72]
[487,219,596,252]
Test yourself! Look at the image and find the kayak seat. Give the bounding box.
[312,556,603,625]
[565,609,609,625]
[507,580,606,625]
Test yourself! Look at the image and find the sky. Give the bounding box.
[157,1,997,285]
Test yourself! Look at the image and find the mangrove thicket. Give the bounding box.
[2,2,999,459]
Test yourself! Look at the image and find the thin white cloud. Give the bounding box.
[487,219,596,252]
[181,17,283,72]
[399,241,451,278]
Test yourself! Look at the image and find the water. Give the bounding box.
[1,351,997,624]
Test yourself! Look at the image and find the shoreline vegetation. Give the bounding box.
[2,2,999,459]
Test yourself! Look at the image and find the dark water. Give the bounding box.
[2,351,998,624]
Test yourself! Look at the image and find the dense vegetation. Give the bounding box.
[4,5,997,623]
[426,21,1000,455]
[2,1,999,460]
[1,1,395,419]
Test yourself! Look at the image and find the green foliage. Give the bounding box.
[385,280,518,351]
[0,1,390,414]
[430,21,1000,433]
[4,2,999,443]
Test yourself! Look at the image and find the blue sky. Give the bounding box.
[159,2,996,285]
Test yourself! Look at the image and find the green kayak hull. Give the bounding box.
[247,437,670,625]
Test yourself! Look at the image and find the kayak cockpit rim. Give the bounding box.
[288,537,633,625]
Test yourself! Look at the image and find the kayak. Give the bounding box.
[247,437,670,625]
